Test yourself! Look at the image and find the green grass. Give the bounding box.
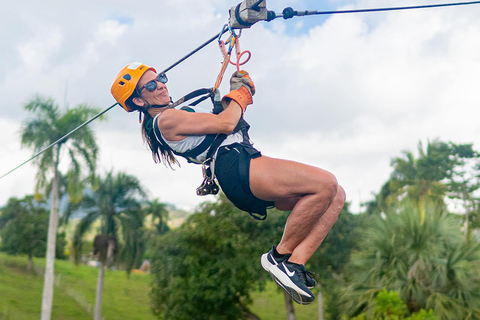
[251,282,320,320]
[0,253,320,320]
[0,255,90,320]
[0,253,155,320]
[52,260,155,320]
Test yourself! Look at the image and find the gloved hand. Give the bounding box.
[221,70,255,113]
[230,70,255,96]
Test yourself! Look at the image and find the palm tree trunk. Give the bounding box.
[462,188,470,238]
[317,288,324,320]
[27,252,33,271]
[94,260,105,320]
[41,164,60,320]
[94,239,114,320]
[465,210,469,238]
[283,291,296,320]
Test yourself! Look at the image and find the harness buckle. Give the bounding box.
[196,178,220,196]
[196,161,220,196]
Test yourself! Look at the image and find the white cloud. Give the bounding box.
[94,20,129,45]
[18,26,63,71]
[2,0,480,214]
[0,119,37,203]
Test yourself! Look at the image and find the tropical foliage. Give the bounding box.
[20,95,102,320]
[144,198,170,235]
[371,140,479,214]
[68,170,147,320]
[340,201,480,319]
[21,96,101,201]
[70,170,147,271]
[348,290,440,320]
[7,99,480,320]
[150,193,290,320]
[0,196,66,270]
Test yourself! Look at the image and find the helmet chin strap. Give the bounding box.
[144,96,173,110]
[138,97,174,123]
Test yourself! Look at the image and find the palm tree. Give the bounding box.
[144,198,170,235]
[340,201,480,319]
[70,170,147,320]
[379,140,452,211]
[20,95,102,320]
[375,139,479,230]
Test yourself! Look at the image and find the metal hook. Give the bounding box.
[218,24,229,44]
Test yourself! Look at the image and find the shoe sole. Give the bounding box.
[261,253,274,272]
[268,265,314,305]
[306,281,316,290]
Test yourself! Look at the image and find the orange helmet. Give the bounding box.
[111,62,157,112]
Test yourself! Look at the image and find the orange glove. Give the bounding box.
[221,70,255,113]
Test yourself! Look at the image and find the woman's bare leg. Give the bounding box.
[250,155,346,264]
[288,185,345,264]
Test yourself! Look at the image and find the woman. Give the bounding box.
[111,62,346,305]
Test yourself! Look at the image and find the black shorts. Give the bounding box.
[215,143,275,220]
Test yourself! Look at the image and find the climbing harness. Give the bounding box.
[151,89,224,162]
[150,85,253,196]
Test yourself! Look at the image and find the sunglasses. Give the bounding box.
[138,73,168,94]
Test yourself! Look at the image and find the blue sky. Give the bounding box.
[1,0,480,213]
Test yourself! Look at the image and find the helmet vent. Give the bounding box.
[123,74,132,80]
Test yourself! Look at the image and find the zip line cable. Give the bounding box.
[0,29,230,181]
[160,28,229,74]
[271,1,480,20]
[2,0,480,181]
[0,104,117,180]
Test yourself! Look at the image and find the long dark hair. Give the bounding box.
[141,111,180,168]
[126,95,180,168]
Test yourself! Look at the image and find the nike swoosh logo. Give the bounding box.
[269,253,278,265]
[283,263,295,277]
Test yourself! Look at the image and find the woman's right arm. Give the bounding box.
[157,101,243,141]
[159,70,255,141]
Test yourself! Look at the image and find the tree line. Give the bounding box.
[1,96,480,320]
[1,96,171,320]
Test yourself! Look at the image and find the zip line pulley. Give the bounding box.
[229,0,480,29]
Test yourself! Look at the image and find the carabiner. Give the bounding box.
[214,22,252,88]
[227,23,237,38]
[218,23,240,55]
[218,24,229,44]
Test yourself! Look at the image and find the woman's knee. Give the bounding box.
[336,185,346,204]
[333,185,346,216]
[314,171,338,202]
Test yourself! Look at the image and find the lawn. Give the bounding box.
[0,253,155,320]
[251,282,320,320]
[0,253,320,320]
